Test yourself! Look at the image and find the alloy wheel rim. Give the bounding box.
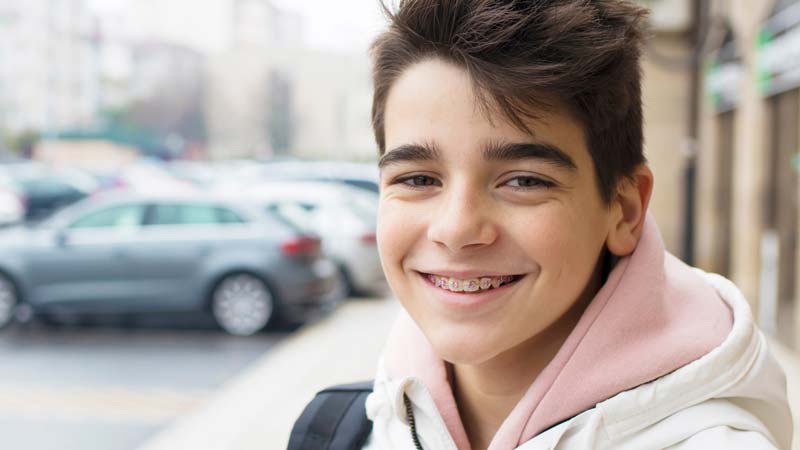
[213,274,273,336]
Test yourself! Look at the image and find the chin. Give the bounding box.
[423,322,507,366]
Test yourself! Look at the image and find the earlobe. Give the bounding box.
[606,165,654,257]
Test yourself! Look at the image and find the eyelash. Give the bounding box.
[393,174,555,191]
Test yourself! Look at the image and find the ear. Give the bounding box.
[606,164,654,257]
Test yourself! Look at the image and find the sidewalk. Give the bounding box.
[138,297,800,450]
[138,297,400,450]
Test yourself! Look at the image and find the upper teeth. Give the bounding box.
[427,274,515,292]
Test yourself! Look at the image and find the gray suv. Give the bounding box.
[0,190,344,335]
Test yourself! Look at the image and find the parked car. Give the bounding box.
[224,180,386,297]
[166,160,221,188]
[113,161,197,194]
[0,163,97,222]
[258,160,380,193]
[0,190,345,335]
[0,185,24,226]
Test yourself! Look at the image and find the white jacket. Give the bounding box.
[363,271,793,450]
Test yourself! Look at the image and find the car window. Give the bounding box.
[216,207,246,224]
[148,203,246,226]
[267,202,316,233]
[69,204,145,229]
[20,178,82,197]
[269,200,366,236]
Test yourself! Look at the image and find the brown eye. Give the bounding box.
[515,177,540,187]
[399,175,439,187]
[505,176,554,190]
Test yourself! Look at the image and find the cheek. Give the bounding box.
[512,203,606,276]
[376,198,420,275]
[509,206,572,261]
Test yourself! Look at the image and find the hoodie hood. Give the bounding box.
[373,214,734,450]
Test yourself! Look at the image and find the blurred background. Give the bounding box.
[0,0,797,449]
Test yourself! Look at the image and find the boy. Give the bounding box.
[291,1,793,449]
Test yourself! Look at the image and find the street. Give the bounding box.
[0,320,290,450]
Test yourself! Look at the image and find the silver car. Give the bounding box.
[226,181,386,297]
[0,190,344,335]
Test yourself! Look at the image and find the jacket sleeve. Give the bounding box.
[665,426,781,450]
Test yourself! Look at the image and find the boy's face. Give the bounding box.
[378,59,616,365]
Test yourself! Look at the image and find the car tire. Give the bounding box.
[336,264,355,299]
[0,274,17,330]
[211,273,275,336]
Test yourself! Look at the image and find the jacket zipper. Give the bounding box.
[404,393,425,450]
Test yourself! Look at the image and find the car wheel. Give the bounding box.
[0,274,17,329]
[335,264,354,299]
[211,273,274,336]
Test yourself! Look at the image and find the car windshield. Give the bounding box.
[33,200,92,230]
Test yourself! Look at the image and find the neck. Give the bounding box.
[451,256,606,450]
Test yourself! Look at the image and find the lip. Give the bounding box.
[417,269,518,278]
[415,270,525,311]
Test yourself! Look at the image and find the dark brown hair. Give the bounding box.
[370,0,649,203]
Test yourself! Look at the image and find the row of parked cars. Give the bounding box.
[0,159,384,335]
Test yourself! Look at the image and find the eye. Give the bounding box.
[395,174,440,189]
[504,176,554,191]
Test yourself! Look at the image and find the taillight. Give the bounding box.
[280,236,320,257]
[361,232,376,245]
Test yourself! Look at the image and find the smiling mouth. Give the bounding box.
[420,272,525,293]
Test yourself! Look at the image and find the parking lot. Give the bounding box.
[0,158,388,450]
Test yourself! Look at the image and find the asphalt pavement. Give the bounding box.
[0,321,289,450]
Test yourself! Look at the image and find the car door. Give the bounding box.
[123,202,251,310]
[25,202,146,311]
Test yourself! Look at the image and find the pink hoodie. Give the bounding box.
[382,215,734,450]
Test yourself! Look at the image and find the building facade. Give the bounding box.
[0,0,99,135]
[699,0,800,349]
[204,0,374,162]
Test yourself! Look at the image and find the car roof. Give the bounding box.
[40,187,267,228]
[70,188,266,215]
[226,180,376,204]
[259,161,379,181]
[91,188,208,202]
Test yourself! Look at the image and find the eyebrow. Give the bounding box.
[378,141,577,171]
[378,142,441,169]
[483,141,577,170]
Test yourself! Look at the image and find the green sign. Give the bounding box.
[756,28,773,95]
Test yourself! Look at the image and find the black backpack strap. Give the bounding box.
[288,380,374,450]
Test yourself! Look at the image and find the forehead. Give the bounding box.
[383,59,590,167]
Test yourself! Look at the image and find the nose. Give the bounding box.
[426,182,498,253]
